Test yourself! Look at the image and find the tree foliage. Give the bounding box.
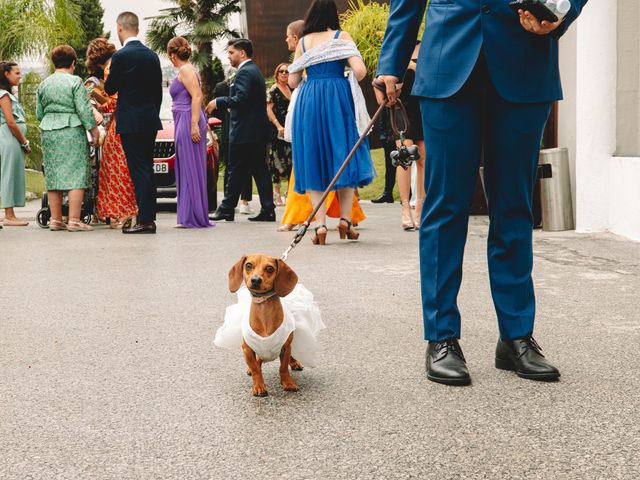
[0,0,80,60]
[340,0,425,74]
[20,72,44,170]
[146,0,241,100]
[70,0,107,78]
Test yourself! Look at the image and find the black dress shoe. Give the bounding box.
[495,337,560,381]
[209,209,234,221]
[426,338,471,386]
[122,221,156,234]
[248,210,276,222]
[371,193,394,204]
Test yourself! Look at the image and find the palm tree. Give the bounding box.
[146,0,241,100]
[0,0,79,60]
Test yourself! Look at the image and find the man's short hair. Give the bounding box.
[228,38,253,58]
[287,20,305,39]
[117,11,139,32]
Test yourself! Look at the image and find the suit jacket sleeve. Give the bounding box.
[551,0,588,38]
[215,69,251,112]
[104,52,122,96]
[376,0,428,79]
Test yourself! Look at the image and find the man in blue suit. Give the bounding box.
[376,1,587,385]
[105,11,163,234]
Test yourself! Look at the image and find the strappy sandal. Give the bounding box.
[276,223,295,232]
[49,219,68,231]
[311,224,327,245]
[338,217,359,240]
[67,219,93,232]
[401,200,415,231]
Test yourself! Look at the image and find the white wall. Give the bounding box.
[558,26,577,218]
[574,0,617,234]
[569,0,640,241]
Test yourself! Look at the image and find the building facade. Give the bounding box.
[559,0,640,241]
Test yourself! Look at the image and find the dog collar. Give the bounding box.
[249,288,277,304]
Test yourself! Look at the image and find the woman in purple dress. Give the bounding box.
[167,37,213,228]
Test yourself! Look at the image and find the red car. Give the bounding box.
[154,91,221,211]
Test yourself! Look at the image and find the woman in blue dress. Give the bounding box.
[289,0,375,245]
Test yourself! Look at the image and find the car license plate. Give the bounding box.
[154,162,168,174]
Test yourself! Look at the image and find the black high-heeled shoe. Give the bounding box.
[311,224,327,245]
[338,218,359,240]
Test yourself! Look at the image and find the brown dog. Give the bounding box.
[229,254,304,397]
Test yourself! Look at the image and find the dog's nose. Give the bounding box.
[250,276,262,287]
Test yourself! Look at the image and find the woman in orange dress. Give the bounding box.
[278,171,365,231]
[86,38,137,227]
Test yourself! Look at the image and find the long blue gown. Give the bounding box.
[291,32,375,194]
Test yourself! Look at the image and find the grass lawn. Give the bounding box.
[217,148,400,202]
[25,169,45,198]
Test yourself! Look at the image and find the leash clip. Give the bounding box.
[281,223,309,261]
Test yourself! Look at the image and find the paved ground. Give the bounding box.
[1,199,639,479]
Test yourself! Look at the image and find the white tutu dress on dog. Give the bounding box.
[214,284,326,367]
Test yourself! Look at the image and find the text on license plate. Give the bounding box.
[154,162,169,174]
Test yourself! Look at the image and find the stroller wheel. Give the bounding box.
[82,213,92,225]
[36,208,51,228]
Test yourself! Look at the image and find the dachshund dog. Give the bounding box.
[228,254,304,397]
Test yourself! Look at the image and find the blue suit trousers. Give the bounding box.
[419,55,551,342]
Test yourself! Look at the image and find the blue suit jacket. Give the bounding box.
[104,40,163,134]
[214,60,270,145]
[377,0,587,103]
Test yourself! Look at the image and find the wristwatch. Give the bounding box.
[20,140,30,149]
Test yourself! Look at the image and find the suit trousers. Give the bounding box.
[419,55,551,342]
[120,131,157,223]
[219,141,274,213]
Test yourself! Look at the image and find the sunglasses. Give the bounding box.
[278,70,289,74]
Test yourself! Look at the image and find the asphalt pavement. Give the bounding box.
[1,199,639,479]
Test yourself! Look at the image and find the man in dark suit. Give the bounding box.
[212,77,253,213]
[105,11,163,234]
[376,1,587,385]
[206,39,275,222]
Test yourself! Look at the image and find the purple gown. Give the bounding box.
[170,77,214,228]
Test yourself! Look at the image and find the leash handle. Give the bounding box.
[372,78,410,139]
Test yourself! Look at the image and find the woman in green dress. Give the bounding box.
[0,61,31,227]
[36,45,99,232]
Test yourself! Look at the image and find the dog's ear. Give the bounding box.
[228,256,247,293]
[274,260,298,297]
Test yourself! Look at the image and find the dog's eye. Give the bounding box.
[245,263,253,270]
[266,266,275,274]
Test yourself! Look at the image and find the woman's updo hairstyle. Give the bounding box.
[86,38,116,75]
[167,37,192,61]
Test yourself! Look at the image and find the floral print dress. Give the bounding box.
[266,84,292,184]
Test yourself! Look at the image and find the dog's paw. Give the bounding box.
[289,359,304,371]
[253,385,268,397]
[281,381,299,392]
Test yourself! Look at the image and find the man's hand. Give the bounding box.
[374,75,402,106]
[205,99,217,114]
[518,10,563,35]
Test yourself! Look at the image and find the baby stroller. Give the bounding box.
[36,140,101,228]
